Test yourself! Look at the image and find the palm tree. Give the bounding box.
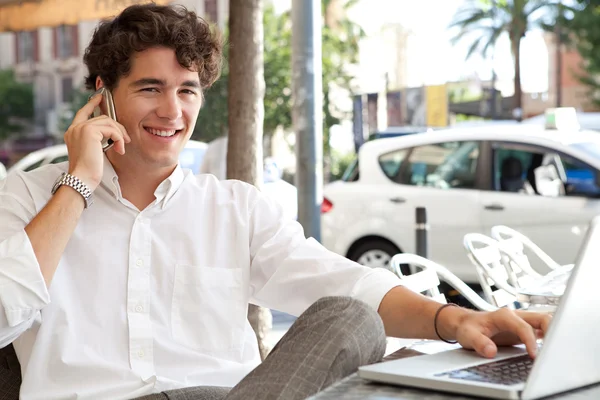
[449,0,559,115]
[227,0,272,360]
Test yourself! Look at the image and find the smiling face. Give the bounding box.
[102,46,202,172]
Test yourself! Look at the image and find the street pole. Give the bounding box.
[490,0,497,120]
[292,0,323,241]
[555,2,563,107]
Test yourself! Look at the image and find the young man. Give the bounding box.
[0,4,550,400]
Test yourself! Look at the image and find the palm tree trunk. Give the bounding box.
[227,0,272,360]
[323,88,331,184]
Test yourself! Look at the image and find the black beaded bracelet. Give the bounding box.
[434,303,459,344]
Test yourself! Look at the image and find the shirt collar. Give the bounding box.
[100,154,122,200]
[153,165,185,209]
[100,155,185,209]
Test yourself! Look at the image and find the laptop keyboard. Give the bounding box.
[435,354,533,386]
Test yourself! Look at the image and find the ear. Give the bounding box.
[95,76,104,91]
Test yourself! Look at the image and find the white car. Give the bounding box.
[321,122,600,283]
[8,140,208,174]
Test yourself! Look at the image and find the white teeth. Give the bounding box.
[147,128,178,137]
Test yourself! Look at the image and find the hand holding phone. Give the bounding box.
[62,88,130,190]
[89,87,117,152]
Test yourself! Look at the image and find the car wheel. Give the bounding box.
[348,240,410,275]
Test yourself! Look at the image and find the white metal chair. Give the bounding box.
[463,233,525,309]
[463,233,559,313]
[390,253,497,312]
[490,225,573,274]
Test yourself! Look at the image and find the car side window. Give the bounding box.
[378,149,408,181]
[492,147,538,194]
[401,141,479,189]
[492,143,600,198]
[560,154,600,198]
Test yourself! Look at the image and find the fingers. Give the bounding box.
[74,116,130,155]
[70,94,131,149]
[458,309,552,360]
[89,116,131,143]
[516,310,553,334]
[72,93,103,125]
[115,120,131,143]
[491,309,538,358]
[461,327,498,359]
[70,118,127,155]
[98,125,127,155]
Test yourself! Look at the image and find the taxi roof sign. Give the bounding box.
[545,107,580,131]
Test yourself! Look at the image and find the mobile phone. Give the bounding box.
[89,87,117,152]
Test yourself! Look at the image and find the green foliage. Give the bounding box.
[0,69,34,142]
[263,5,292,136]
[449,0,558,59]
[320,4,364,156]
[59,86,91,135]
[195,1,363,154]
[329,149,355,181]
[557,1,600,106]
[194,28,230,142]
[448,85,482,103]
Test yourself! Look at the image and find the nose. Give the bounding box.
[156,92,183,120]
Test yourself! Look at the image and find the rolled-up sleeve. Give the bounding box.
[0,173,50,346]
[247,187,401,316]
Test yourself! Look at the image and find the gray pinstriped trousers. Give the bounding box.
[0,297,386,400]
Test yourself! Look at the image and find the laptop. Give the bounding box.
[359,216,600,400]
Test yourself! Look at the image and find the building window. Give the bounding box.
[15,31,38,63]
[204,0,218,22]
[61,77,74,103]
[54,25,78,59]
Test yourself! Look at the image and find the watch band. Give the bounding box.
[51,172,94,208]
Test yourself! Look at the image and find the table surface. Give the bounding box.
[309,345,600,400]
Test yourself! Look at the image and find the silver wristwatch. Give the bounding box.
[51,172,94,208]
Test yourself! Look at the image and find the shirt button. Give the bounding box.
[135,305,144,312]
[136,259,143,267]
[137,350,145,358]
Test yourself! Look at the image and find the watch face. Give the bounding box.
[51,172,67,195]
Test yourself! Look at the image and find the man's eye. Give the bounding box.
[181,89,197,95]
[142,88,159,92]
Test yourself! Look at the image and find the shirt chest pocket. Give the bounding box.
[171,265,246,356]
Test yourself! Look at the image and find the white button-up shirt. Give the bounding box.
[0,158,401,400]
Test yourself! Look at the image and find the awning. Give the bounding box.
[0,0,36,5]
[0,0,171,32]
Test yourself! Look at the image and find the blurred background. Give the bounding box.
[0,0,596,181]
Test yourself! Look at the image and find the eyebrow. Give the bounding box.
[129,78,201,89]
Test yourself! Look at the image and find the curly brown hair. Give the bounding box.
[83,3,223,91]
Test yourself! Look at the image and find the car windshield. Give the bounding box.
[570,142,600,160]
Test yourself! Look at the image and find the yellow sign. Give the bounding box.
[426,84,448,127]
[0,0,171,32]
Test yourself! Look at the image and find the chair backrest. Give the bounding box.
[463,233,519,308]
[389,254,446,304]
[490,225,561,273]
[390,253,497,312]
